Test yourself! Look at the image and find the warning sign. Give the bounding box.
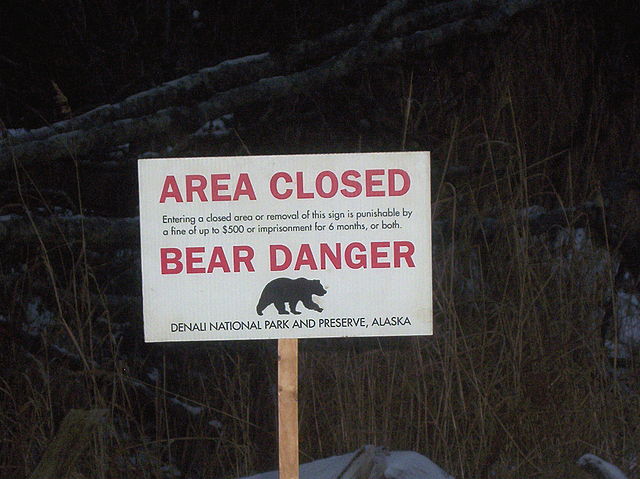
[138,152,432,342]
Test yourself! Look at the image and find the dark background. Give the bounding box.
[2,1,640,478]
[1,1,638,130]
[1,0,387,128]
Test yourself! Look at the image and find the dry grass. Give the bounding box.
[1,3,640,479]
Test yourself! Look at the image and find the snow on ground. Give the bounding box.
[577,454,629,479]
[208,419,223,431]
[5,127,28,137]
[192,114,234,138]
[238,446,453,479]
[236,450,350,479]
[550,224,640,358]
[147,367,160,382]
[119,450,182,478]
[108,143,130,159]
[169,397,203,416]
[23,296,55,336]
[385,451,455,479]
[518,205,546,220]
[606,290,640,361]
[615,291,640,352]
[198,53,268,72]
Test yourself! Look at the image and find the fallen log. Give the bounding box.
[1,0,564,170]
[0,0,418,148]
[3,0,502,149]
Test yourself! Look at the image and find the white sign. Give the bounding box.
[138,152,432,342]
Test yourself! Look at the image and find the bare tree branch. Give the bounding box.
[0,0,413,148]
[381,0,497,36]
[2,0,489,150]
[0,0,562,169]
[3,53,271,146]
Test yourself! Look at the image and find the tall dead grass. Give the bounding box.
[1,3,639,479]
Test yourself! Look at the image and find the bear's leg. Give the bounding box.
[289,300,301,315]
[256,293,270,315]
[302,299,323,313]
[274,301,289,315]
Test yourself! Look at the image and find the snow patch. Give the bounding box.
[147,368,160,382]
[23,297,55,336]
[6,128,28,137]
[208,419,223,430]
[51,344,73,357]
[169,397,202,416]
[553,227,589,252]
[573,227,588,250]
[551,227,614,288]
[115,248,136,259]
[386,451,454,479]
[198,53,269,74]
[519,205,546,220]
[604,339,633,361]
[193,114,234,138]
[614,291,640,351]
[577,454,628,479]
[52,206,74,217]
[120,451,182,478]
[238,447,453,479]
[108,143,130,159]
[160,464,181,477]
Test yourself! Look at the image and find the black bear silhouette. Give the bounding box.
[256,278,327,315]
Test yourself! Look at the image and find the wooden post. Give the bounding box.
[278,338,299,479]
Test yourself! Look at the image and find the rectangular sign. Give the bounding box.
[138,152,432,341]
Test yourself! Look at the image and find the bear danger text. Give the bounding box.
[158,168,411,202]
[160,241,416,274]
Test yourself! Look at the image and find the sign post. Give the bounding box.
[138,152,432,478]
[278,338,299,479]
